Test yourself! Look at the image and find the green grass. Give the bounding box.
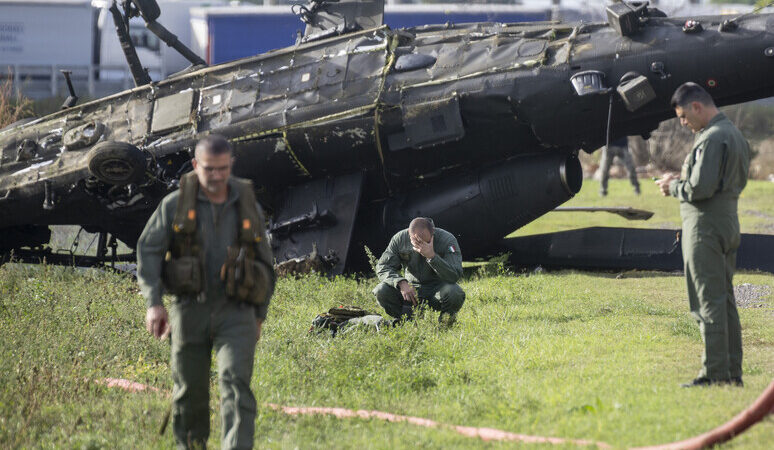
[2,178,773,448]
[512,179,774,237]
[1,264,772,449]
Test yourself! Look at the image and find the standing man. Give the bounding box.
[656,82,750,388]
[599,136,641,196]
[138,135,275,448]
[373,217,465,325]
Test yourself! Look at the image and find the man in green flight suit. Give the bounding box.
[138,135,275,448]
[656,82,749,387]
[373,217,465,324]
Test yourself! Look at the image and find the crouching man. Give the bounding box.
[373,218,465,324]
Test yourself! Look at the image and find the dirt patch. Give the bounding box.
[743,210,774,220]
[742,210,774,234]
[754,222,774,234]
[734,283,771,309]
[750,137,774,180]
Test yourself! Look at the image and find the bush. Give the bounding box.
[0,72,33,129]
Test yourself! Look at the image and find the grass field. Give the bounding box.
[1,179,773,449]
[512,179,774,237]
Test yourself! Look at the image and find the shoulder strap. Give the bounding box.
[233,176,263,245]
[172,171,199,235]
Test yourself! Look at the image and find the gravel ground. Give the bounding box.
[734,283,772,309]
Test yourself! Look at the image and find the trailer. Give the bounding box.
[0,0,97,97]
[0,0,97,67]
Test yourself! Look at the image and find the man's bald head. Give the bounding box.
[409,217,435,242]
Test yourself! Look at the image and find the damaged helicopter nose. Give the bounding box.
[86,141,147,186]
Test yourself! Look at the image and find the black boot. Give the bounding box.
[681,376,729,388]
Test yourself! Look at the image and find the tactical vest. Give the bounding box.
[162,171,272,305]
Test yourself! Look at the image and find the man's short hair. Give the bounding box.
[670,82,715,109]
[409,217,435,234]
[195,135,232,159]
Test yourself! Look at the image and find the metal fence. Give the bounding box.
[3,64,165,100]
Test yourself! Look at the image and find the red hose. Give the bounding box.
[98,377,774,448]
[634,379,774,450]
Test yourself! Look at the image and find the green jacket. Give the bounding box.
[669,112,750,215]
[137,177,273,319]
[375,228,463,288]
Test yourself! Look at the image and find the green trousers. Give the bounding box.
[169,299,258,450]
[373,281,465,318]
[682,217,743,380]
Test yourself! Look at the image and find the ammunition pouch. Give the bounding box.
[162,253,203,296]
[221,245,271,305]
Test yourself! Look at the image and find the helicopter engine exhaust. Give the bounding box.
[382,152,582,256]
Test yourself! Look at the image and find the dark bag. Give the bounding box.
[309,306,376,336]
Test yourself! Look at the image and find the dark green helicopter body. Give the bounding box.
[1,1,773,272]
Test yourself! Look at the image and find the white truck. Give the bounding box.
[0,0,97,97]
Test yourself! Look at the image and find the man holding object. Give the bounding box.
[656,82,750,388]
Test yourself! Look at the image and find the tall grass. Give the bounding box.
[0,71,32,129]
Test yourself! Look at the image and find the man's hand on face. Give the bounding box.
[146,305,170,340]
[411,234,435,260]
[397,280,418,306]
[656,172,679,196]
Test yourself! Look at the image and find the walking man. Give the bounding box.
[656,83,750,387]
[373,217,465,325]
[138,135,275,448]
[599,136,641,196]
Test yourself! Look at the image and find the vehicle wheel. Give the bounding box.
[0,117,37,133]
[87,141,146,186]
[132,0,161,21]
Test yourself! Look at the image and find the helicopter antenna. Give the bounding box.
[60,70,79,109]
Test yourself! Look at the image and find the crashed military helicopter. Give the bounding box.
[1,0,774,274]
